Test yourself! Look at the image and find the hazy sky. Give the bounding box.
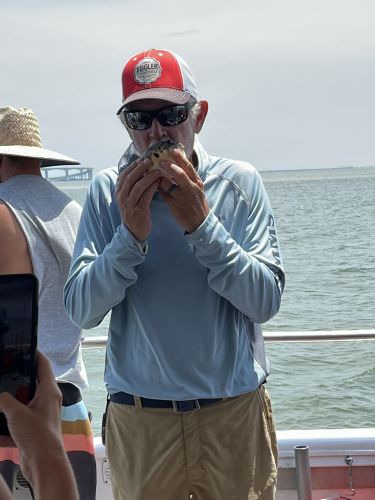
[2,0,375,172]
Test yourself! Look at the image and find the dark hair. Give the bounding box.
[5,155,41,167]
[7,155,25,163]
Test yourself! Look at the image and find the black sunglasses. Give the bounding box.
[122,101,196,131]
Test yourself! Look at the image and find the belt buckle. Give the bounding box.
[172,399,201,413]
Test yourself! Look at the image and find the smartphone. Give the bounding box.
[0,274,38,435]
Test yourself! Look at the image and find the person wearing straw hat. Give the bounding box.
[0,107,96,499]
[65,48,285,500]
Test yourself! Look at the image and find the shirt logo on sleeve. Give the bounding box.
[268,215,281,266]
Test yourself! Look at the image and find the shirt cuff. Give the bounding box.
[118,224,148,256]
[184,210,217,245]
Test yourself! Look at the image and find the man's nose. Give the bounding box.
[149,117,167,141]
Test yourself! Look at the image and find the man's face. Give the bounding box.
[123,99,207,161]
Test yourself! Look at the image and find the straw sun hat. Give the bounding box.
[0,106,79,166]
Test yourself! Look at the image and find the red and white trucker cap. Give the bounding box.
[117,49,198,114]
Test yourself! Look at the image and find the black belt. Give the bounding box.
[110,391,223,413]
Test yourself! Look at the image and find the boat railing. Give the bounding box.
[78,329,375,500]
[81,329,375,348]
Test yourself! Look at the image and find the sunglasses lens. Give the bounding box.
[123,102,195,130]
[158,106,188,127]
[124,111,151,130]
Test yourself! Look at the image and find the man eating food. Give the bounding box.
[65,48,285,500]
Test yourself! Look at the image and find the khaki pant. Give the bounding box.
[106,386,277,500]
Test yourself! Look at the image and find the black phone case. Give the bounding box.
[0,274,38,435]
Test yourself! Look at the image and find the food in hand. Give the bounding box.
[141,139,185,173]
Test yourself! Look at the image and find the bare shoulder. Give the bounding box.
[0,202,18,235]
[0,202,33,274]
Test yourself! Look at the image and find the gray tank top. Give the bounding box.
[0,175,87,388]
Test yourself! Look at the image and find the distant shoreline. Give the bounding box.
[259,164,374,173]
[48,163,374,182]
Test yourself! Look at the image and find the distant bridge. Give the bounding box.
[42,166,93,181]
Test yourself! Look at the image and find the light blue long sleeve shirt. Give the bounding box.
[64,140,285,399]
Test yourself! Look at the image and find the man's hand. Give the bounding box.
[116,159,161,242]
[0,352,63,477]
[158,149,209,233]
[0,352,79,500]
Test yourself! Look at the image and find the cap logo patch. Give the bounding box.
[134,57,162,85]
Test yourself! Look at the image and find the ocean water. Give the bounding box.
[57,166,375,436]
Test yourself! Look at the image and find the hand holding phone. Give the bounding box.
[0,351,79,500]
[0,274,38,435]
